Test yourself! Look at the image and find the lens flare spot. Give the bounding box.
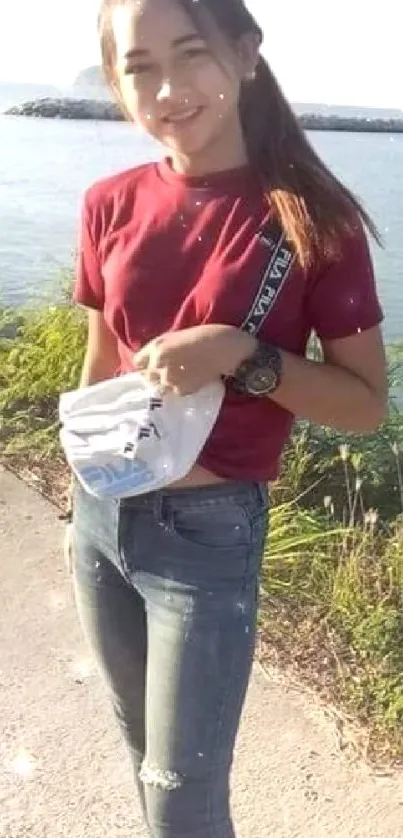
[7,748,37,778]
[47,590,67,611]
[71,657,92,682]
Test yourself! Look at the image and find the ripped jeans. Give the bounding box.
[72,480,269,838]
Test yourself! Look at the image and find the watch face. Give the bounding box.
[247,366,278,395]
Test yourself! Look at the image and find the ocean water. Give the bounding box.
[1,85,402,343]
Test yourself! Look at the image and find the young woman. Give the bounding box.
[68,0,387,835]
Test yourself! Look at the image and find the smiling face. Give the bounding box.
[108,0,259,173]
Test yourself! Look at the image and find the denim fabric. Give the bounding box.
[72,480,269,838]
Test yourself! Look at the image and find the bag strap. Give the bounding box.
[241,218,296,336]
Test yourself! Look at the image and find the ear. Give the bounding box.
[235,32,260,80]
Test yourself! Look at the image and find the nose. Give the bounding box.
[156,79,173,103]
[156,73,191,107]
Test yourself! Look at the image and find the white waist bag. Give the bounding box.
[59,372,224,499]
[59,217,295,499]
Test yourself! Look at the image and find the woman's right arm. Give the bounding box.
[79,308,120,387]
[64,194,119,545]
[65,309,120,522]
[74,189,119,386]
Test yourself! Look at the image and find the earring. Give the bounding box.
[244,69,256,81]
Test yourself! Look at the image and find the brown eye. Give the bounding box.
[124,64,153,76]
[183,47,209,59]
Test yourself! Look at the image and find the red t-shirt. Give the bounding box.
[73,159,383,481]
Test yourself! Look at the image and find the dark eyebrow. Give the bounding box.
[172,34,205,48]
[124,34,204,61]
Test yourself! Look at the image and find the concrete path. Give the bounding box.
[1,466,403,838]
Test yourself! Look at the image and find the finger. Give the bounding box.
[159,380,180,396]
[148,370,162,387]
[153,368,181,396]
[138,365,163,392]
[133,352,149,371]
[133,343,152,369]
[160,374,186,396]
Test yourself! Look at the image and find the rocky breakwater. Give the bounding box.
[4,98,403,132]
[5,97,124,121]
[300,113,403,133]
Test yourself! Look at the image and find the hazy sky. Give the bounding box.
[1,0,401,107]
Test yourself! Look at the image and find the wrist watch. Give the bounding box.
[229,340,282,397]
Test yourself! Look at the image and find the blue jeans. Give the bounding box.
[72,480,269,838]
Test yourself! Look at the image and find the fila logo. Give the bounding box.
[252,289,276,318]
[138,422,162,440]
[268,251,293,279]
[277,248,293,266]
[258,232,277,251]
[123,441,135,455]
[139,426,151,440]
[80,459,155,494]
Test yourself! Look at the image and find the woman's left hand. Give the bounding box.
[134,325,256,395]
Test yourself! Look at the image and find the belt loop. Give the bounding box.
[257,481,269,508]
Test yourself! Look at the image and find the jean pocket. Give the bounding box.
[167,502,253,550]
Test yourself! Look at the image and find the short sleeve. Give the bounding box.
[306,221,384,341]
[73,197,105,311]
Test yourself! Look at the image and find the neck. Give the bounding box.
[169,112,249,177]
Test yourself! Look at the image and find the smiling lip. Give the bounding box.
[163,107,203,124]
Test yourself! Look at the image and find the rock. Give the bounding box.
[5,97,123,121]
[74,66,106,88]
[0,317,24,340]
[4,98,403,131]
[300,113,403,133]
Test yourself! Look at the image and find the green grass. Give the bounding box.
[1,297,403,763]
[0,300,85,456]
[261,496,403,761]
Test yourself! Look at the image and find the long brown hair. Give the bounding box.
[98,0,381,269]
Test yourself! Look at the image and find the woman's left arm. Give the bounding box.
[269,325,388,433]
[133,319,388,433]
[135,220,388,434]
[269,218,388,433]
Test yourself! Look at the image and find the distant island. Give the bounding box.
[4,96,403,132]
[74,66,105,88]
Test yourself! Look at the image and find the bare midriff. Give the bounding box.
[169,464,229,490]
